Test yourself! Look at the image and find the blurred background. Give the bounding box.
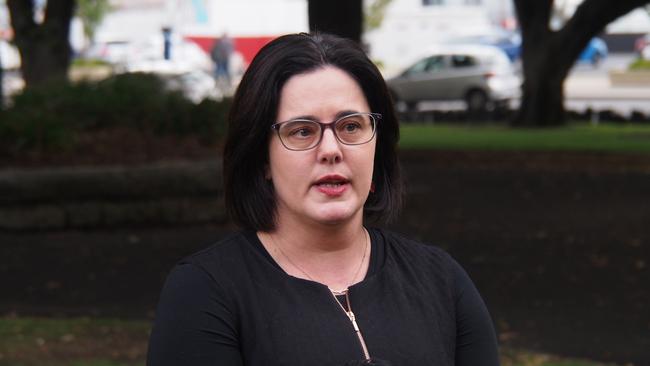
[1,1,649,365]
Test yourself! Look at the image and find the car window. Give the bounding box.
[404,55,444,76]
[451,54,477,68]
[405,58,429,75]
[424,56,445,72]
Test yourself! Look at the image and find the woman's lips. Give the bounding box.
[314,181,349,196]
[313,175,350,197]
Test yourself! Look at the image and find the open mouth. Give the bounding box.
[313,176,350,195]
[316,180,348,187]
[314,175,349,186]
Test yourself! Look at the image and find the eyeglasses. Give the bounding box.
[271,112,380,151]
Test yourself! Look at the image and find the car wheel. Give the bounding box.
[389,89,403,110]
[390,90,417,113]
[465,89,488,113]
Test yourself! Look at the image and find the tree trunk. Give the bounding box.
[7,0,76,89]
[308,0,363,43]
[515,59,567,127]
[512,0,650,127]
[0,50,4,108]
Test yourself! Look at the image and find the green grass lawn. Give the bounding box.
[0,317,619,366]
[0,317,150,366]
[399,122,650,153]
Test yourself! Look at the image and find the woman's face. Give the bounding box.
[267,66,376,228]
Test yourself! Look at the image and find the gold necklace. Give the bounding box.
[269,230,372,361]
[270,229,369,294]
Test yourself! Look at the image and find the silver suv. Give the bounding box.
[386,45,520,113]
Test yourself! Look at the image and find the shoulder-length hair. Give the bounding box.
[223,32,403,231]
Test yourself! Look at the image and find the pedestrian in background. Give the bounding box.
[210,32,234,87]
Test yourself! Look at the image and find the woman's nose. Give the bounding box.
[317,128,342,164]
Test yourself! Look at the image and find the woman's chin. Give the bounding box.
[310,204,361,225]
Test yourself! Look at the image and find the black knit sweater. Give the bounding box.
[147,228,500,366]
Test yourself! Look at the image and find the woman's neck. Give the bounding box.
[257,217,370,291]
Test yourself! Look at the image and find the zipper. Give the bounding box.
[331,290,371,361]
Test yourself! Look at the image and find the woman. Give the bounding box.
[147,33,499,366]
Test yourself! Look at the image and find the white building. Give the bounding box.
[552,0,650,33]
[93,0,308,67]
[96,0,307,42]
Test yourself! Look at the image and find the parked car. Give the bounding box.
[577,37,608,66]
[124,37,213,73]
[386,45,520,113]
[85,40,131,66]
[162,70,223,103]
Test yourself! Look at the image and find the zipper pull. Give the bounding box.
[348,311,360,332]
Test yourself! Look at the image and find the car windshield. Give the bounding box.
[404,55,445,75]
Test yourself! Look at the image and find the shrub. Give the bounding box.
[628,58,650,70]
[0,73,230,154]
[71,58,112,67]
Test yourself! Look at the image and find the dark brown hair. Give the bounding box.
[223,32,402,231]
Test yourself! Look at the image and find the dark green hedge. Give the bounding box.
[0,73,230,154]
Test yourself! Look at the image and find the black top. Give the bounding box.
[147,228,499,366]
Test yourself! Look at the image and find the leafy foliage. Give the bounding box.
[628,58,650,70]
[76,0,112,42]
[364,0,393,31]
[0,73,230,155]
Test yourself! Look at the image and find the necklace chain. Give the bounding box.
[271,229,369,294]
[268,230,372,361]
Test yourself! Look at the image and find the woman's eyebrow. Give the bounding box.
[335,110,362,119]
[285,114,319,121]
[283,110,363,122]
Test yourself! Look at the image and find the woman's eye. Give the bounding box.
[288,127,315,138]
[347,124,359,131]
[340,122,361,133]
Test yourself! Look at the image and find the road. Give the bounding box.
[564,53,650,115]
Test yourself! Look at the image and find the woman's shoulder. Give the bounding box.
[370,227,464,281]
[173,230,260,279]
[180,231,249,262]
[371,227,453,261]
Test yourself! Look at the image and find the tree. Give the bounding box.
[7,0,76,88]
[0,48,4,109]
[76,0,110,46]
[513,0,650,127]
[308,0,363,43]
[365,0,393,32]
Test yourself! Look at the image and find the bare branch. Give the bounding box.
[561,0,650,40]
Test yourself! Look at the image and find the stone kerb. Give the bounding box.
[0,160,226,231]
[609,70,650,86]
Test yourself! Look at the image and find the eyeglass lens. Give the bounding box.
[277,114,376,150]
